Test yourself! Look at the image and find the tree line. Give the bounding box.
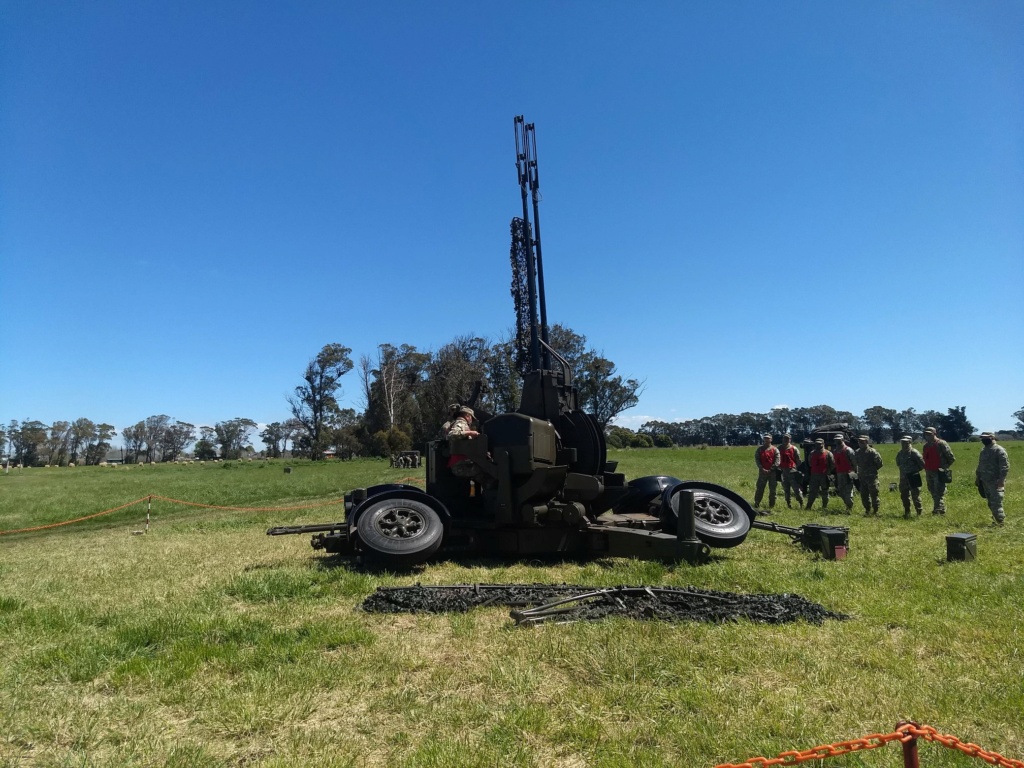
[5,338,1020,465]
[634,404,989,449]
[1,326,643,465]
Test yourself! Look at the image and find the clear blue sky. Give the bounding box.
[2,1,1022,443]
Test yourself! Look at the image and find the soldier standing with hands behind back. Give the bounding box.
[753,433,780,512]
[804,438,835,511]
[922,426,955,514]
[832,435,857,514]
[778,434,804,509]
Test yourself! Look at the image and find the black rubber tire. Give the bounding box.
[612,475,683,515]
[661,482,752,548]
[355,498,444,566]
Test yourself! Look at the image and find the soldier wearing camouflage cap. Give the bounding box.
[804,438,835,511]
[895,436,925,518]
[445,407,483,481]
[832,435,857,514]
[753,434,780,512]
[778,434,804,508]
[975,432,1009,525]
[854,435,884,515]
[922,427,955,514]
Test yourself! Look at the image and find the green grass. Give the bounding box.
[1,446,1022,767]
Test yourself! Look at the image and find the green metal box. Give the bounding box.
[946,533,977,562]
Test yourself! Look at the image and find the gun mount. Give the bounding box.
[268,117,835,567]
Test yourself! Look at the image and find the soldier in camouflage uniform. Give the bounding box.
[753,434,781,512]
[854,435,884,515]
[446,407,482,479]
[922,426,955,514]
[778,434,804,508]
[975,432,1009,525]
[832,435,857,514]
[895,436,925,518]
[798,438,815,497]
[804,438,835,511]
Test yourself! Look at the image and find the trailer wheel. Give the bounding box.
[662,482,752,548]
[355,498,444,566]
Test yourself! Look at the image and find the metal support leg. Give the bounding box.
[676,490,710,564]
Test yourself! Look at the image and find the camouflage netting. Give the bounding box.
[362,584,848,626]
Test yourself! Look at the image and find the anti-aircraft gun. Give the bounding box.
[268,117,827,567]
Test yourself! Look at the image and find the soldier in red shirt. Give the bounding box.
[832,435,857,514]
[805,438,836,511]
[753,433,781,512]
[778,433,804,508]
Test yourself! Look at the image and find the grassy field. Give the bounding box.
[1,445,1021,767]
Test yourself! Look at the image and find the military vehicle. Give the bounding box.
[268,117,839,567]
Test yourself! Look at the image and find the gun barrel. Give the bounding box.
[266,523,345,536]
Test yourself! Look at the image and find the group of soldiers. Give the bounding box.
[753,429,1009,525]
[388,453,420,469]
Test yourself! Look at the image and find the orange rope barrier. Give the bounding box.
[147,494,347,513]
[0,494,346,537]
[716,722,1023,768]
[0,496,153,536]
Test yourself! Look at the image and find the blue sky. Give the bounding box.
[2,1,1022,443]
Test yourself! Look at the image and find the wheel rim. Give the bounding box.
[693,493,738,527]
[374,507,427,540]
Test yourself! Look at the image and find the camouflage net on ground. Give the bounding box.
[362,584,849,626]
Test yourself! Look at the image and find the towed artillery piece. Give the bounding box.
[268,117,843,567]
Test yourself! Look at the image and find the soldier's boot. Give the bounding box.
[903,505,911,519]
[873,505,880,516]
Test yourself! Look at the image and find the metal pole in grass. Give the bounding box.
[146,495,151,533]
[897,721,920,768]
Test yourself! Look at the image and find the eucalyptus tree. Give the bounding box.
[214,418,257,460]
[289,343,353,460]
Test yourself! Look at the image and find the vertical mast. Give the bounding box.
[514,116,550,371]
[514,116,541,371]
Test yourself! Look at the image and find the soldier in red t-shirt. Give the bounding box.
[753,433,781,512]
[805,438,836,511]
[778,433,804,508]
[832,435,858,514]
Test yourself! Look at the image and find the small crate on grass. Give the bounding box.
[946,533,976,562]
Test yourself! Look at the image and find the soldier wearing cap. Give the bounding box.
[854,435,884,515]
[922,426,955,514]
[446,407,482,479]
[753,433,780,512]
[832,435,857,514]
[895,436,925,517]
[975,432,1009,525]
[804,438,835,511]
[778,433,804,508]
[798,437,816,497]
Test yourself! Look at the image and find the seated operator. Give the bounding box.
[446,406,483,479]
